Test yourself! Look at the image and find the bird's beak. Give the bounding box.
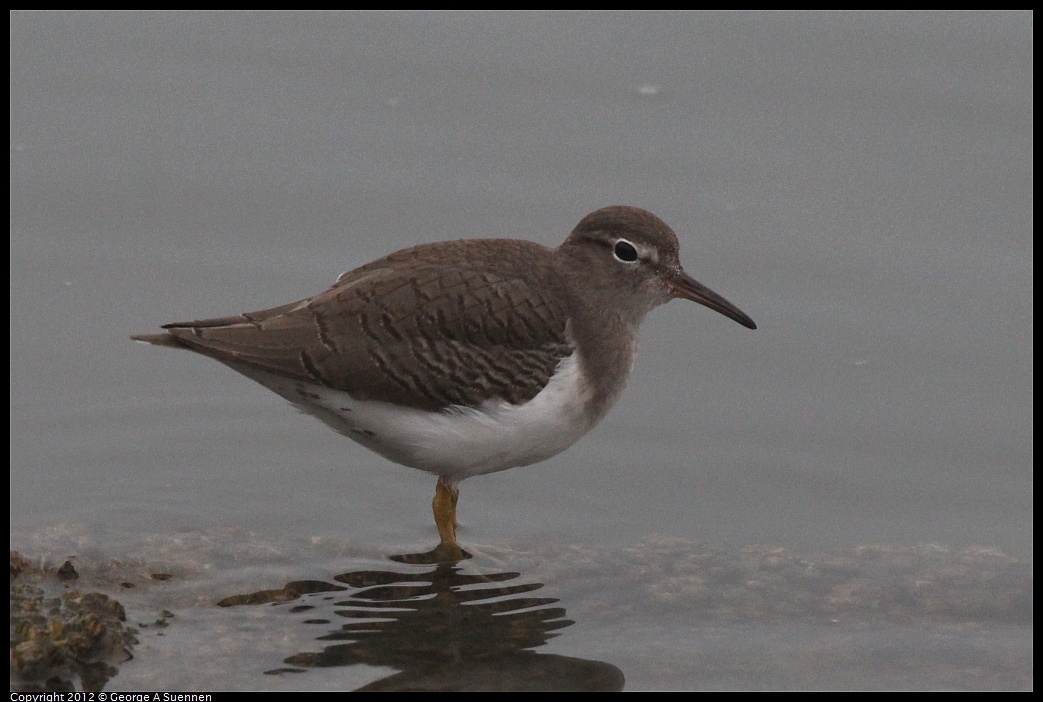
[669,272,757,329]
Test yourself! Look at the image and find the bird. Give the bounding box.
[132,206,756,560]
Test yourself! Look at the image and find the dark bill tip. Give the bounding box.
[669,274,757,330]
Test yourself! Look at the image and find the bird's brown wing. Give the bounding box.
[136,243,574,411]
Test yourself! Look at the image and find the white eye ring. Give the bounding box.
[613,239,639,263]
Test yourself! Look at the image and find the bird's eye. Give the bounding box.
[613,239,639,263]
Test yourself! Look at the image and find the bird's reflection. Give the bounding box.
[218,557,624,691]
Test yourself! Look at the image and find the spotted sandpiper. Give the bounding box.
[132,206,755,559]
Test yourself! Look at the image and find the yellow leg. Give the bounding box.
[430,476,468,561]
[432,476,460,547]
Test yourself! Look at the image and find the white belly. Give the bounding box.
[236,353,601,482]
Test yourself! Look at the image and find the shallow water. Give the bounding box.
[10,11,1032,691]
